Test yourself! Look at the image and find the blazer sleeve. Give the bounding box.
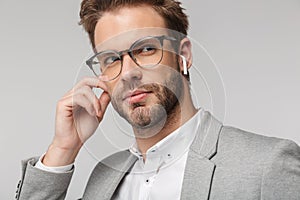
[16,157,74,200]
[261,139,300,200]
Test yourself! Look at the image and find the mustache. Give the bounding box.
[118,83,162,101]
[137,83,160,92]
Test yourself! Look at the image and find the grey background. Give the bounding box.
[0,0,299,199]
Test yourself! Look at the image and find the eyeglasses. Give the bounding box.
[86,35,176,81]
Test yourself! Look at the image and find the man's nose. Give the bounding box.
[121,54,143,82]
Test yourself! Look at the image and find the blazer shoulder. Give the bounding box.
[209,125,300,199]
[220,125,299,150]
[216,125,300,163]
[260,135,300,199]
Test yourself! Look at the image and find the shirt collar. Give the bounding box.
[129,107,204,166]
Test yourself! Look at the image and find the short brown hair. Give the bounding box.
[78,0,189,48]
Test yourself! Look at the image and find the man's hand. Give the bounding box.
[43,77,110,166]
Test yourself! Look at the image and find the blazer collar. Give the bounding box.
[180,110,223,200]
[102,152,138,200]
[101,110,222,200]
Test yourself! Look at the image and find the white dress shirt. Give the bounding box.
[113,108,203,200]
[36,108,204,200]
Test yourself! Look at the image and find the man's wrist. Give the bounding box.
[43,144,81,167]
[35,154,74,173]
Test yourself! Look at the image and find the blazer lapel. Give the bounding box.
[181,111,223,200]
[95,151,138,200]
[91,111,222,200]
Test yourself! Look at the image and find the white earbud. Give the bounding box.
[180,55,188,75]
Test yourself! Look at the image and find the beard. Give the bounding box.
[111,68,184,132]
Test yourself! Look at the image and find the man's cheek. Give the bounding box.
[105,80,119,93]
[145,94,158,105]
[106,85,114,95]
[109,84,120,100]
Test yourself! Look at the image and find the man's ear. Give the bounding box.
[178,37,192,73]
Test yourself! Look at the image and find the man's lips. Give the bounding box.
[123,90,152,104]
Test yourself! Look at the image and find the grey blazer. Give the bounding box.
[16,111,300,200]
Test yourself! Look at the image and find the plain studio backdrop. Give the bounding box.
[0,0,299,199]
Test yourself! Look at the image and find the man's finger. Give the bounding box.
[75,76,108,91]
[97,91,111,120]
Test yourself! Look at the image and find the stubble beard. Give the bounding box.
[111,71,184,136]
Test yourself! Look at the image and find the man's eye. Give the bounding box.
[142,46,156,52]
[104,56,120,65]
[136,46,157,55]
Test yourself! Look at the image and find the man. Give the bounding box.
[16,0,300,199]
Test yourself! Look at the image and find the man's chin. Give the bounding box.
[129,103,167,128]
[129,105,152,128]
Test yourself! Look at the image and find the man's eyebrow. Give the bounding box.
[94,48,127,55]
[95,34,156,50]
[94,42,132,53]
[93,39,140,54]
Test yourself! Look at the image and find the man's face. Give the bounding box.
[94,6,184,134]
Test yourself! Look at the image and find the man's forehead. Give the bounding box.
[93,5,167,49]
[94,28,170,52]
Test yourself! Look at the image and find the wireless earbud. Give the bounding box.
[180,55,188,75]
